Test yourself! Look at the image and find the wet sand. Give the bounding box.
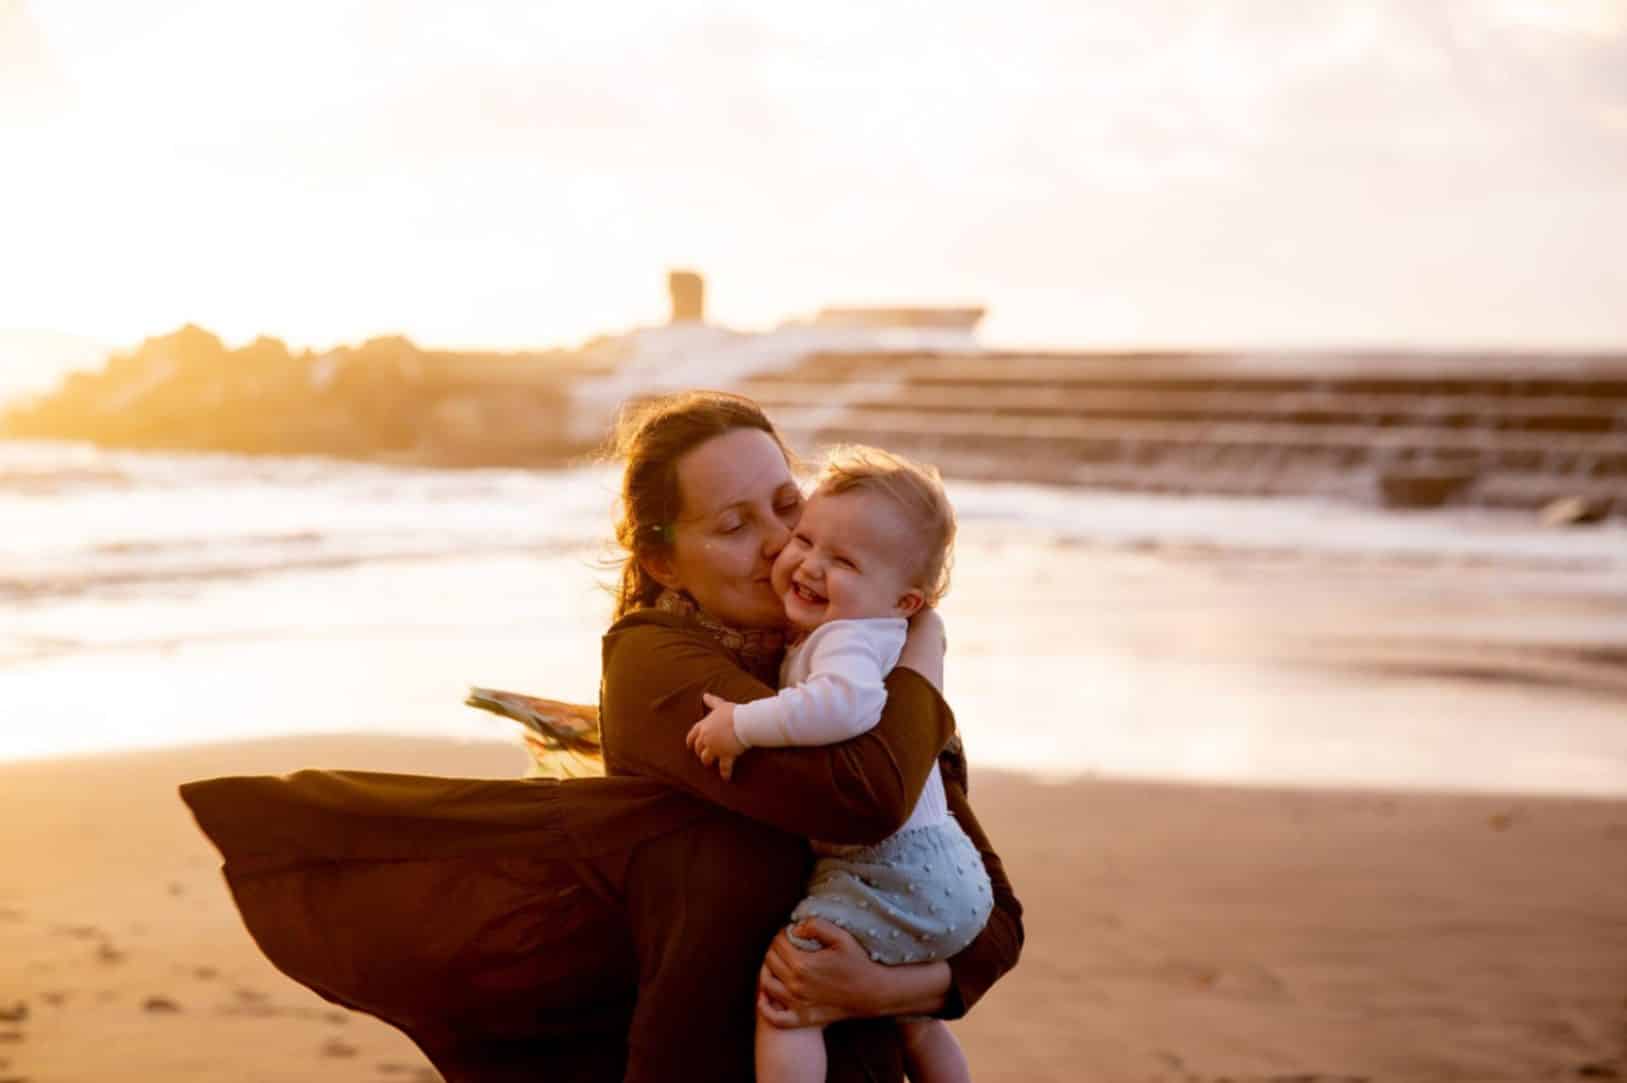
[2,734,1623,1082]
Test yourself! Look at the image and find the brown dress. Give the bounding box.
[180,607,1024,1081]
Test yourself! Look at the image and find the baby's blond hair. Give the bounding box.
[814,444,956,605]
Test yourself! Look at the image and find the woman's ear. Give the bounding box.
[895,589,926,619]
[638,549,683,591]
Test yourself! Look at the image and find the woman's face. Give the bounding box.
[656,427,804,628]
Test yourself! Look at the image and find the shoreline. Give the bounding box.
[4,733,1625,1081]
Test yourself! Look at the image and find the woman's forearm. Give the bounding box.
[938,773,1025,1019]
[603,622,952,844]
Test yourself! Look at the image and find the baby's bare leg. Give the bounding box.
[756,1014,827,1083]
[900,1018,971,1083]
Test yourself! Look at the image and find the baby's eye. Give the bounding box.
[792,533,812,547]
[835,557,857,570]
[718,519,743,534]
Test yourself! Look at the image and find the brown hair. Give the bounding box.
[815,444,956,605]
[607,390,795,621]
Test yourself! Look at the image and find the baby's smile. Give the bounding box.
[788,578,827,606]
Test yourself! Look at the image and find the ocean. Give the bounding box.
[3,438,1625,793]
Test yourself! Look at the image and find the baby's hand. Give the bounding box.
[686,692,747,780]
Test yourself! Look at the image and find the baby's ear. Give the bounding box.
[895,589,926,618]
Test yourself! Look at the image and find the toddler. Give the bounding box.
[687,444,991,1083]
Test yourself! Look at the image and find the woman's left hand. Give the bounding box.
[756,919,877,1028]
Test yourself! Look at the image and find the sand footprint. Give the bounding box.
[48,924,128,965]
[50,924,101,941]
[218,988,281,1018]
[169,963,218,981]
[294,1007,350,1024]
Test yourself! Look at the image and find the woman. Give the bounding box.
[180,390,1022,1081]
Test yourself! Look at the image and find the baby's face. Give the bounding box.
[770,487,925,631]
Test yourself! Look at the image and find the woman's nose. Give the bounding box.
[761,517,791,559]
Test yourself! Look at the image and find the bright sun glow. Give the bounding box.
[1491,0,1625,36]
[5,0,1626,353]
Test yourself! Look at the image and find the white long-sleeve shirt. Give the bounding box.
[733,617,949,836]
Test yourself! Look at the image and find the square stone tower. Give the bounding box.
[668,270,705,324]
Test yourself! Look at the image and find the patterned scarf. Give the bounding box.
[655,589,786,679]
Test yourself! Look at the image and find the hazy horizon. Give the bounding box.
[4,0,1626,354]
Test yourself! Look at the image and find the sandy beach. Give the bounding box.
[2,734,1623,1082]
[4,444,1626,1080]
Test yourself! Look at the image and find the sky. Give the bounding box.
[3,0,1626,357]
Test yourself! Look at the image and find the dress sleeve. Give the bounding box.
[733,624,891,749]
[601,621,952,846]
[938,764,1025,1020]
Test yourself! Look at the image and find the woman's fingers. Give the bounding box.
[684,723,699,752]
[789,918,842,949]
[758,963,794,1006]
[757,991,801,1029]
[763,933,802,987]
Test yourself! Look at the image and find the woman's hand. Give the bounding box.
[756,919,952,1028]
[897,607,946,694]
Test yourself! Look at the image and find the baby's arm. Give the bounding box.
[686,623,899,779]
[733,623,894,748]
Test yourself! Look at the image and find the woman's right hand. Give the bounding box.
[756,919,952,1027]
[897,607,946,693]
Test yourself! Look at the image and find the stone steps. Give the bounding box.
[742,381,1627,433]
[734,352,1627,516]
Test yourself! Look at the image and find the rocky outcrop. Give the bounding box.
[0,325,601,467]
